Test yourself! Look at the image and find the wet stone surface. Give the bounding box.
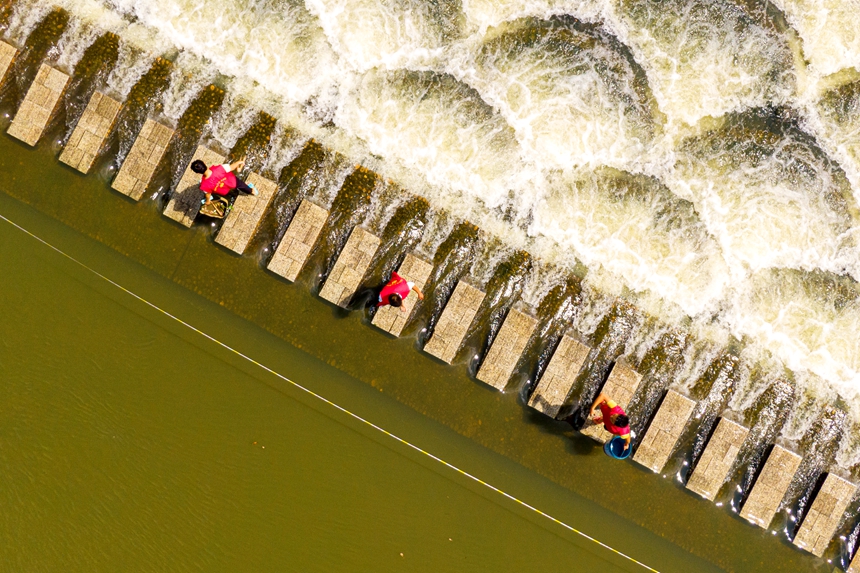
[633,390,696,473]
[793,473,857,557]
[112,119,174,200]
[372,253,433,336]
[0,41,16,84]
[581,357,642,443]
[740,444,802,528]
[8,63,69,146]
[849,538,860,572]
[59,91,120,174]
[319,226,380,308]
[163,146,223,227]
[215,173,277,255]
[476,309,537,391]
[267,199,329,282]
[686,417,749,501]
[424,281,485,364]
[527,335,591,418]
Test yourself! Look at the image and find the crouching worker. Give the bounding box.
[377,271,424,313]
[191,156,259,206]
[589,392,631,452]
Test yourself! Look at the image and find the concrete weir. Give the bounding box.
[476,309,537,390]
[22,40,860,569]
[163,146,224,227]
[267,199,328,282]
[59,91,121,173]
[793,473,857,557]
[215,173,277,254]
[527,335,591,418]
[319,227,380,307]
[424,281,485,364]
[372,253,433,336]
[0,41,17,84]
[112,119,174,200]
[633,390,696,473]
[8,63,69,146]
[581,358,642,442]
[740,445,803,528]
[686,417,749,500]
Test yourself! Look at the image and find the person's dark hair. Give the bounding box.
[190,159,207,174]
[388,293,403,307]
[614,414,629,428]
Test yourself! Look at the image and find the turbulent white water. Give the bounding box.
[7,0,860,412]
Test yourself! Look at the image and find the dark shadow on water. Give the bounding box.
[568,434,601,456]
[347,286,378,311]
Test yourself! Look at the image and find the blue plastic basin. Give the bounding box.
[604,436,631,460]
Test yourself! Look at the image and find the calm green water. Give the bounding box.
[0,130,829,573]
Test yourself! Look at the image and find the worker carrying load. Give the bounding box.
[589,392,632,456]
[191,155,258,218]
[377,271,424,312]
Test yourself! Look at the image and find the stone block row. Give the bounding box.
[793,474,857,557]
[8,63,69,146]
[0,41,17,85]
[319,227,380,307]
[112,119,174,200]
[216,172,278,254]
[740,445,802,528]
[633,390,696,473]
[267,199,329,282]
[686,417,749,501]
[476,309,537,390]
[527,335,591,418]
[60,91,121,173]
[424,281,485,364]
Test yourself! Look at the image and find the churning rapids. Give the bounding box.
[7,0,860,449]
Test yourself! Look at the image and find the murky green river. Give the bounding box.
[0,133,828,572]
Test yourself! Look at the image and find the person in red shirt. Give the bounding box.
[190,155,259,206]
[589,392,632,452]
[377,271,424,312]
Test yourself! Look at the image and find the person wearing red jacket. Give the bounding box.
[190,155,259,206]
[589,392,632,452]
[377,271,424,312]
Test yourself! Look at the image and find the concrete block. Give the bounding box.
[740,445,802,528]
[686,417,749,500]
[581,358,643,442]
[793,473,857,557]
[215,172,278,254]
[424,281,485,364]
[319,227,380,307]
[163,146,224,227]
[849,543,860,573]
[633,390,696,473]
[59,91,121,173]
[0,41,16,86]
[476,309,537,390]
[527,335,591,418]
[112,119,174,200]
[8,64,69,146]
[267,199,329,281]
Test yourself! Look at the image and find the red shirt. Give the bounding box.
[378,272,413,307]
[200,164,237,196]
[599,402,630,436]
